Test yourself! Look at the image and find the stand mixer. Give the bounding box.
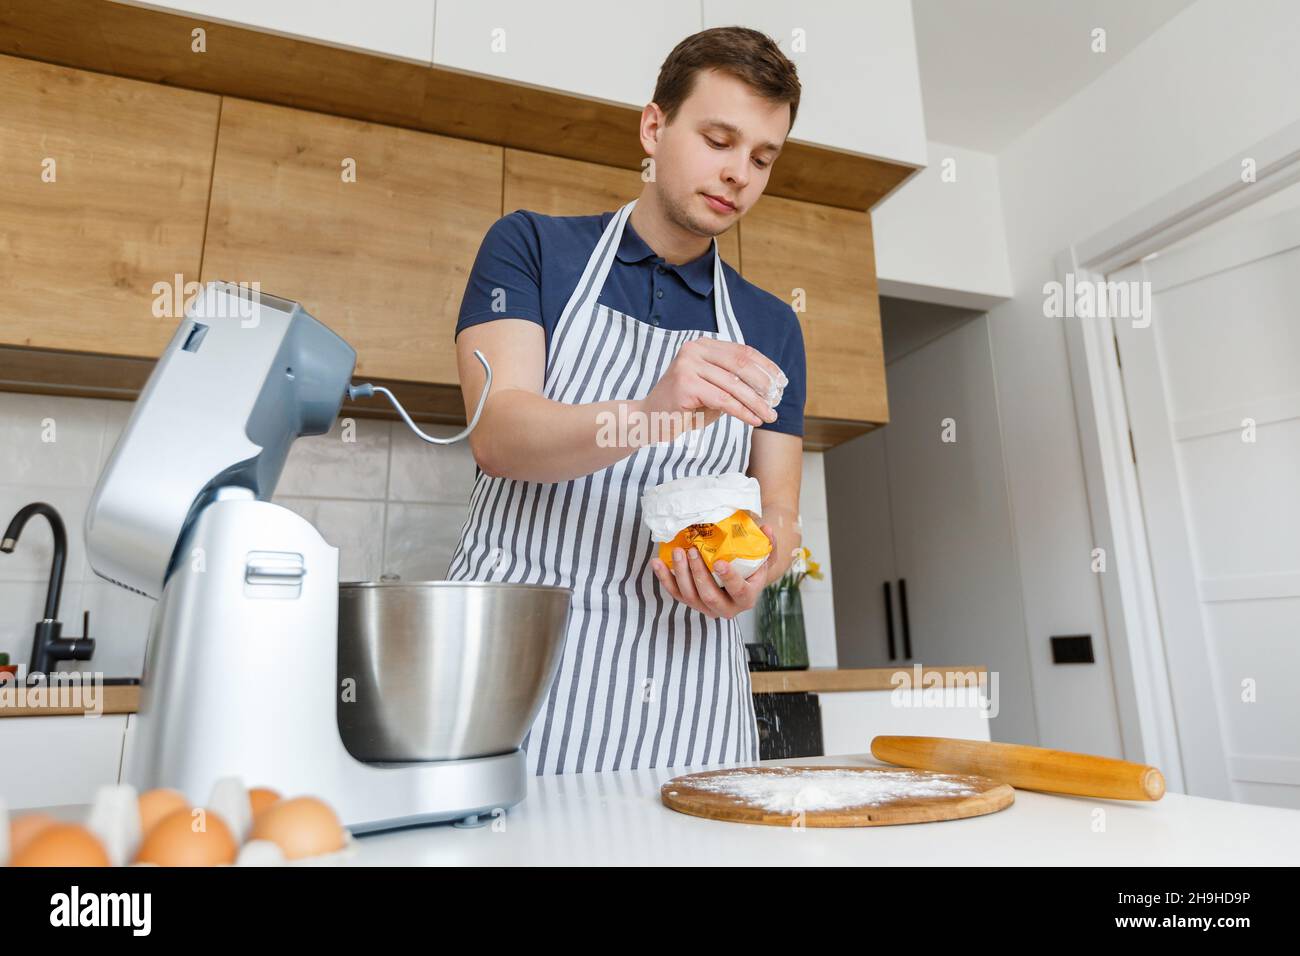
[85,281,570,833]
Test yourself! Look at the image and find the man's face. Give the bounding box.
[643,69,789,238]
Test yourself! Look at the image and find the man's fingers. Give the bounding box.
[696,382,763,427]
[652,558,683,603]
[696,340,784,403]
[713,559,754,601]
[670,547,703,607]
[760,525,783,587]
[695,362,777,425]
[660,554,711,617]
[696,339,783,382]
[688,548,734,617]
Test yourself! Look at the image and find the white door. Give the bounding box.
[1112,198,1300,809]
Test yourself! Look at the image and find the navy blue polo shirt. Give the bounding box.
[454,209,806,437]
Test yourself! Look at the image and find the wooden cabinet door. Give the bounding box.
[201,97,502,385]
[0,54,219,358]
[738,195,888,428]
[502,149,740,266]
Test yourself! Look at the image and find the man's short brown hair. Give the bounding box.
[652,26,802,135]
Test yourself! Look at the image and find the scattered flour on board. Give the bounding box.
[673,768,980,813]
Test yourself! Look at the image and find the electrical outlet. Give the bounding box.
[1050,634,1095,664]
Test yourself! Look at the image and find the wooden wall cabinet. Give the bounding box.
[1,50,891,449]
[0,55,219,359]
[739,196,889,432]
[201,97,502,386]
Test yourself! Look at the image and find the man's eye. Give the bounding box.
[706,134,770,169]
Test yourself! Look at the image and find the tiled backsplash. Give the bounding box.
[0,392,837,678]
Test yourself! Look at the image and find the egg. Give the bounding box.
[134,807,237,867]
[138,788,188,836]
[250,796,345,860]
[248,787,281,819]
[9,813,59,858]
[10,824,110,867]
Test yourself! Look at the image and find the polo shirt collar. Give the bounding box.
[616,217,714,297]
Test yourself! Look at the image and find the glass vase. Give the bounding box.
[757,583,808,670]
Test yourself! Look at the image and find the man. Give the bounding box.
[447,26,806,776]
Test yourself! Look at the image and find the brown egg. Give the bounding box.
[248,787,282,819]
[9,813,59,858]
[250,796,346,860]
[135,807,237,867]
[10,824,110,867]
[138,788,188,836]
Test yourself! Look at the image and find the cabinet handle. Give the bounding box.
[883,580,896,661]
[898,578,913,659]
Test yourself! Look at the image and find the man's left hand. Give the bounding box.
[649,523,776,620]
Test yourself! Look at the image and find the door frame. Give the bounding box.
[1057,117,1300,798]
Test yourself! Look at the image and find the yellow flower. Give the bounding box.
[806,560,823,580]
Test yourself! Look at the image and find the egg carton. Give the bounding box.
[2,780,357,867]
[283,830,359,867]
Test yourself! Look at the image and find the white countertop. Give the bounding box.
[346,752,1300,866]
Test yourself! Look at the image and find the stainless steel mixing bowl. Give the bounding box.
[337,581,572,762]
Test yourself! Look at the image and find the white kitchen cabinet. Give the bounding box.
[703,0,928,165]
[873,141,1014,308]
[433,0,700,110]
[116,1,928,165]
[826,315,1036,745]
[110,0,437,64]
[0,715,128,810]
[819,689,991,758]
[825,427,899,667]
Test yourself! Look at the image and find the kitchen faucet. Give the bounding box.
[1,502,94,682]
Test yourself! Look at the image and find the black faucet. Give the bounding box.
[0,502,94,683]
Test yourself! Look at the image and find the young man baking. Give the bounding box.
[447,26,806,775]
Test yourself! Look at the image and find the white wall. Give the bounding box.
[985,0,1300,762]
[0,396,152,678]
[0,393,835,675]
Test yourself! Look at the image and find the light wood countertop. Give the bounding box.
[749,665,988,694]
[0,666,986,717]
[0,682,139,718]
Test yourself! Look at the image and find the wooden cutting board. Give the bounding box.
[661,765,1014,827]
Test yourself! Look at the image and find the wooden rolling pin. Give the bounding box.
[871,735,1166,801]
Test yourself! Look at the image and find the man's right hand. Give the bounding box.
[641,339,781,435]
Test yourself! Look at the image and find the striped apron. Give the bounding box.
[446,199,761,775]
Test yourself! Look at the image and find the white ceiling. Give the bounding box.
[912,0,1195,153]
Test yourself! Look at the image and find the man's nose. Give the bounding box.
[722,158,750,192]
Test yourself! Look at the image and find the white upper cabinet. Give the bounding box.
[433,0,702,110]
[115,0,928,166]
[702,0,928,166]
[111,0,437,64]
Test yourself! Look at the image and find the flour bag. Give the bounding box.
[641,473,773,586]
